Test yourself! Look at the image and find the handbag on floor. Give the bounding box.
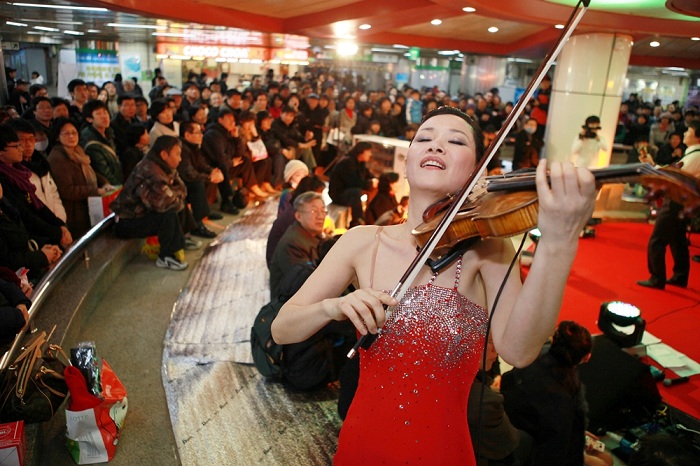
[0,326,70,423]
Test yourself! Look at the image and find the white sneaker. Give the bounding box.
[185,237,202,250]
[156,256,188,271]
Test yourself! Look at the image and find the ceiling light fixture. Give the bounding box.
[64,30,84,36]
[649,40,660,47]
[152,32,194,38]
[488,26,499,33]
[692,37,700,41]
[463,7,476,13]
[87,29,101,33]
[20,19,83,25]
[359,24,371,30]
[33,25,59,32]
[107,23,165,30]
[555,24,565,29]
[6,21,28,27]
[431,19,442,26]
[11,3,108,11]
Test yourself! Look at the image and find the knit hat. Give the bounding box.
[283,159,309,183]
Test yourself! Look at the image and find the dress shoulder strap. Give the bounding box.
[369,226,384,289]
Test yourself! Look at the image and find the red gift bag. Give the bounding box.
[65,360,128,464]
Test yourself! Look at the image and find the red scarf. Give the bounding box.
[0,162,44,209]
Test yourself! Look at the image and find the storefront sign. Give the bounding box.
[270,49,309,61]
[76,49,120,85]
[156,43,267,60]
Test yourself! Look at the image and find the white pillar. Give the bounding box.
[544,33,633,168]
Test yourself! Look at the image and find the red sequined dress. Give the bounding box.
[334,250,488,465]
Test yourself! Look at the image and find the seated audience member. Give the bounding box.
[468,335,523,466]
[6,119,67,223]
[268,192,326,299]
[501,321,613,466]
[512,118,543,170]
[270,105,317,172]
[149,99,180,146]
[0,125,71,247]
[375,195,409,226]
[120,124,150,181]
[0,274,31,347]
[266,175,325,267]
[48,118,112,238]
[110,136,191,271]
[655,132,686,166]
[328,141,376,227]
[80,100,123,186]
[625,135,653,164]
[365,171,399,225]
[238,111,277,195]
[178,121,224,238]
[278,159,309,216]
[0,181,62,280]
[257,111,288,189]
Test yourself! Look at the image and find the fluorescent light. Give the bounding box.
[64,30,84,36]
[33,26,59,32]
[6,21,28,27]
[11,3,108,11]
[463,7,476,13]
[152,32,193,38]
[359,24,371,30]
[692,37,700,41]
[107,23,164,30]
[649,41,660,47]
[392,44,409,49]
[87,29,100,33]
[431,19,442,26]
[438,50,459,55]
[488,26,499,33]
[19,19,82,25]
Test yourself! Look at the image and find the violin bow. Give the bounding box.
[348,0,591,358]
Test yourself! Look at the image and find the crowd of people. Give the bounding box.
[2,65,700,464]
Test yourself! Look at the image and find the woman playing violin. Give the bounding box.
[271,106,597,465]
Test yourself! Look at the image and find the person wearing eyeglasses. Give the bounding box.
[571,116,609,169]
[268,191,328,300]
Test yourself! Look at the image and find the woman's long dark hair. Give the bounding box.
[347,141,373,159]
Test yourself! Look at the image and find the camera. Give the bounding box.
[580,125,600,139]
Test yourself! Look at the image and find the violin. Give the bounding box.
[413,163,700,256]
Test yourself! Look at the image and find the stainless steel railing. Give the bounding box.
[0,213,116,370]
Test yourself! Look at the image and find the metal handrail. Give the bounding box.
[0,213,116,370]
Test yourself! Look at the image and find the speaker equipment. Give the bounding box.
[578,334,661,433]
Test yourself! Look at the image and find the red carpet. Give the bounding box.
[524,222,700,420]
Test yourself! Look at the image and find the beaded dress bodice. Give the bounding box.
[334,245,488,465]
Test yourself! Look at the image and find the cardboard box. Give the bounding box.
[0,421,25,466]
[88,187,122,226]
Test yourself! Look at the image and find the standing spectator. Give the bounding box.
[0,124,71,248]
[328,141,376,227]
[530,75,551,140]
[80,100,122,186]
[638,122,700,289]
[8,79,30,115]
[5,68,17,95]
[48,118,111,237]
[110,95,138,156]
[134,96,149,126]
[110,136,191,271]
[405,89,423,126]
[6,119,66,222]
[572,116,608,168]
[119,124,150,182]
[179,121,223,238]
[102,81,119,118]
[149,99,180,145]
[512,118,543,170]
[67,79,88,128]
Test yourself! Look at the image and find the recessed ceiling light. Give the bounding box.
[359,24,371,30]
[11,3,108,11]
[555,24,565,29]
[649,41,660,47]
[692,37,700,41]
[6,21,28,27]
[463,7,476,13]
[488,26,499,33]
[431,19,442,26]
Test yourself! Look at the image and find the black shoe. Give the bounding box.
[220,204,239,215]
[637,279,665,290]
[667,275,688,288]
[207,212,223,220]
[191,226,217,239]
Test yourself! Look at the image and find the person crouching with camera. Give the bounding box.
[572,115,609,168]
